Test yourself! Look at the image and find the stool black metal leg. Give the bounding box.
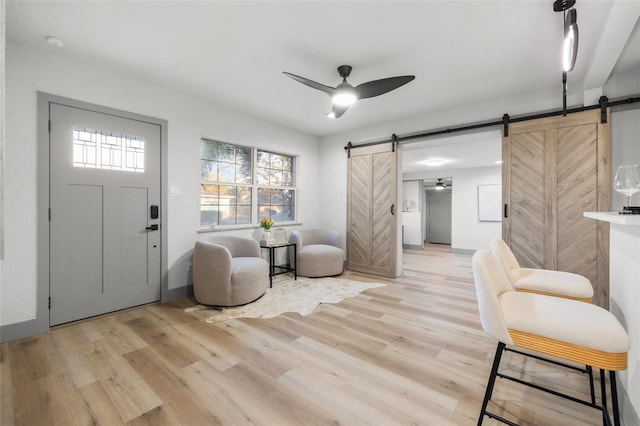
[269,247,274,288]
[587,365,596,404]
[478,342,505,426]
[610,371,620,426]
[600,369,612,426]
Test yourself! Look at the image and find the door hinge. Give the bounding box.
[48,297,51,309]
[48,120,51,133]
[48,208,52,221]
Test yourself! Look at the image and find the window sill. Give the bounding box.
[197,222,303,233]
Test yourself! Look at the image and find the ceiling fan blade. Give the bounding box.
[330,104,349,119]
[355,75,415,100]
[283,72,335,96]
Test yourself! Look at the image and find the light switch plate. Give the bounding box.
[169,185,182,197]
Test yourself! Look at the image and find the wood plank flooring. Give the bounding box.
[1,248,608,425]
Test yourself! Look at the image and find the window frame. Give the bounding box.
[199,138,298,232]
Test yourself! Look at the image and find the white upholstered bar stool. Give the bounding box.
[472,250,629,426]
[491,238,594,303]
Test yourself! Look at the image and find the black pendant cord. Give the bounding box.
[344,94,640,153]
[562,5,568,116]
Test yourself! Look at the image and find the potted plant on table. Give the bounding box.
[259,217,275,245]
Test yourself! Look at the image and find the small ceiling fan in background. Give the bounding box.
[435,178,447,191]
[283,65,415,118]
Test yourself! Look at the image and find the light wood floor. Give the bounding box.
[1,248,608,425]
[423,243,451,253]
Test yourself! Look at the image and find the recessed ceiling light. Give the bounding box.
[495,160,503,164]
[46,36,64,48]
[425,160,445,166]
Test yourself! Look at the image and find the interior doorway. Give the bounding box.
[399,129,502,258]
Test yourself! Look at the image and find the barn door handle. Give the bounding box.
[390,204,395,216]
[145,224,159,231]
[504,204,508,218]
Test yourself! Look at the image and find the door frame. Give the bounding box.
[35,92,168,334]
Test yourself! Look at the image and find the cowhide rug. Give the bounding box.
[185,277,386,323]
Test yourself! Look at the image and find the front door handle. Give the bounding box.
[145,224,159,231]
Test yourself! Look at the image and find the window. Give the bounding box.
[257,150,295,223]
[200,139,296,228]
[73,127,145,172]
[200,139,252,226]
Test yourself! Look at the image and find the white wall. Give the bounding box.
[401,180,423,247]
[402,180,421,212]
[0,42,321,327]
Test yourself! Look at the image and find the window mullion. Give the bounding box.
[251,147,258,225]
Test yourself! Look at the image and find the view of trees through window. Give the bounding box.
[200,139,295,227]
[257,150,295,223]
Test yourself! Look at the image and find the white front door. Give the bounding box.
[49,103,161,325]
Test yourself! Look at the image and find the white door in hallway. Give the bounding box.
[49,103,161,325]
[427,190,451,244]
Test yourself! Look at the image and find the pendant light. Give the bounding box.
[554,0,579,116]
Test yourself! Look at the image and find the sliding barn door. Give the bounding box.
[347,143,399,277]
[503,109,610,307]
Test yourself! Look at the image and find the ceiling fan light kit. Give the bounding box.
[283,65,415,118]
[332,84,358,107]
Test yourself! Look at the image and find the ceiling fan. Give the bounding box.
[283,65,415,118]
[435,179,447,190]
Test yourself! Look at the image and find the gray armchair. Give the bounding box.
[289,229,344,277]
[193,236,269,306]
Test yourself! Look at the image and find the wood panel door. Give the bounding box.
[347,143,399,277]
[503,109,610,307]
